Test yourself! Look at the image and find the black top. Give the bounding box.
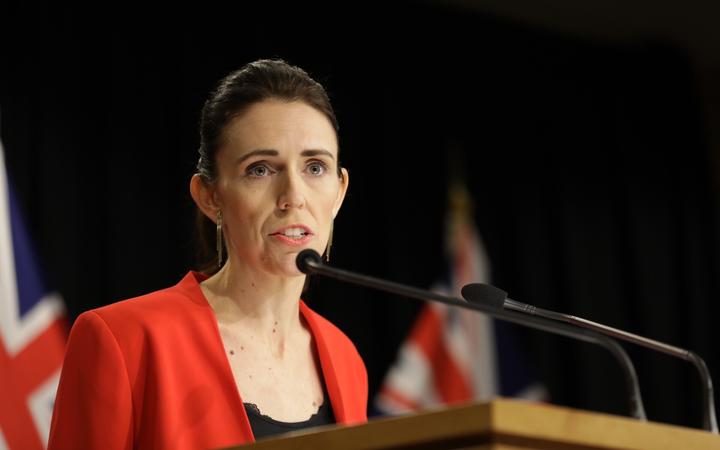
[244,390,335,440]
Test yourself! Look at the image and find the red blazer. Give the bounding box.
[48,272,367,450]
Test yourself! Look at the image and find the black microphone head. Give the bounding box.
[461,283,508,308]
[296,249,322,274]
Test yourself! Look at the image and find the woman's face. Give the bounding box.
[213,100,348,277]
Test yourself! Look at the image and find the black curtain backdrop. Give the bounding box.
[2,2,718,429]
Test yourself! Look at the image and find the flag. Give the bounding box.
[0,139,67,449]
[375,183,546,414]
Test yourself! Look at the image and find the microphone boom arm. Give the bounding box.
[299,252,647,421]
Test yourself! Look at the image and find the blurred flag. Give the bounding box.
[0,139,67,449]
[375,183,546,413]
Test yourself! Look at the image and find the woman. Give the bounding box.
[48,59,367,450]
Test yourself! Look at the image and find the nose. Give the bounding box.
[277,170,306,211]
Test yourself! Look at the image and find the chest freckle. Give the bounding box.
[229,349,235,355]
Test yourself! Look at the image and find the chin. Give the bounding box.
[275,253,306,278]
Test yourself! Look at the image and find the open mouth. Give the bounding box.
[274,227,310,239]
[269,225,314,243]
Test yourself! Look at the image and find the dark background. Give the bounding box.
[2,0,720,431]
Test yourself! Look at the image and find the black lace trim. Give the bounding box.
[243,400,329,428]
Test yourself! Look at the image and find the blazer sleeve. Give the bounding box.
[48,311,134,450]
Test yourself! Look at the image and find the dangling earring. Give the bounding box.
[325,221,334,262]
[216,210,223,268]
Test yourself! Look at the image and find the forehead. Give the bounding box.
[221,100,338,156]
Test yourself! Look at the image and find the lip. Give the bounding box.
[269,224,315,246]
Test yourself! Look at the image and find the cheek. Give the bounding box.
[314,179,342,208]
[222,187,268,234]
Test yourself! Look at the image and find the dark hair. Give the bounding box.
[194,59,341,275]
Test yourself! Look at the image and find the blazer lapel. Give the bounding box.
[299,301,348,423]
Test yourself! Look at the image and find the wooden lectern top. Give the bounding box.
[221,398,720,450]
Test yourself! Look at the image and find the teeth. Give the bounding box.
[281,228,307,238]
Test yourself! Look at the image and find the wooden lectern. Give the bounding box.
[221,398,720,450]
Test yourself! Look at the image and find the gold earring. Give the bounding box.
[216,210,223,268]
[325,221,333,262]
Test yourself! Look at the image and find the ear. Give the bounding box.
[190,174,220,222]
[332,168,349,218]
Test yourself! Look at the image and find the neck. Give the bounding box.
[201,257,307,343]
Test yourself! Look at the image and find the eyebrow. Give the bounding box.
[235,149,335,165]
[301,149,335,160]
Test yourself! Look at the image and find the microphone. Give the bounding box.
[462,283,718,434]
[296,249,647,421]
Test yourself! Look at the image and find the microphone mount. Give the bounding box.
[462,282,718,434]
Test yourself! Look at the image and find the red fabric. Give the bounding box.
[48,272,367,450]
[410,306,473,403]
[0,317,67,450]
